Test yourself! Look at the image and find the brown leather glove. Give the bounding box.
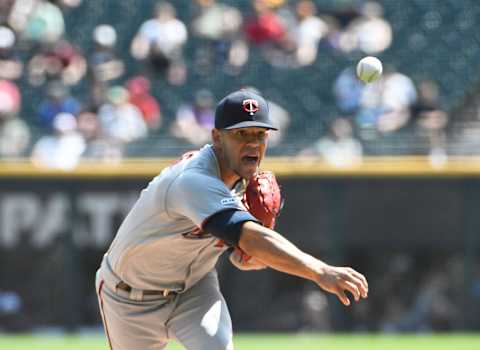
[242,170,282,229]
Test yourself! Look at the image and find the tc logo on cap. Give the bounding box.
[242,99,259,116]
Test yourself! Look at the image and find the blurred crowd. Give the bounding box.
[0,0,450,168]
[302,67,448,167]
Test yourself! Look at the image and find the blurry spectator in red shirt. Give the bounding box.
[27,39,87,86]
[0,78,20,113]
[0,79,29,158]
[244,0,286,46]
[244,0,298,68]
[125,75,162,130]
[0,26,23,80]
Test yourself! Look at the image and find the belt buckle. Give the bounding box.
[130,288,143,301]
[163,289,170,297]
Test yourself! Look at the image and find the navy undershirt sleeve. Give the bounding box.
[203,209,260,246]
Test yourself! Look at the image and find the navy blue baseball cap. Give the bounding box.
[214,90,278,130]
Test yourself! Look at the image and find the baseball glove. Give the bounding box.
[242,170,282,229]
[230,171,283,270]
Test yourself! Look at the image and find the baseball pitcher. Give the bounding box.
[95,90,368,350]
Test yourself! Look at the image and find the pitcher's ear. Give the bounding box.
[212,128,221,145]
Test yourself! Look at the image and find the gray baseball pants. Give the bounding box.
[95,265,233,350]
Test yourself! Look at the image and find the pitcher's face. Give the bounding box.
[213,127,269,180]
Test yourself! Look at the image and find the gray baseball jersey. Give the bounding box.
[96,144,248,349]
[105,144,246,292]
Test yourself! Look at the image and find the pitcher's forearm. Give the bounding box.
[238,221,327,282]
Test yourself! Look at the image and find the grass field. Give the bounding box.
[1,333,479,350]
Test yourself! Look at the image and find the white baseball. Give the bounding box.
[356,56,383,83]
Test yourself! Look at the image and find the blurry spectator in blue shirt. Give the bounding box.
[38,81,81,130]
[356,67,417,135]
[333,66,365,116]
